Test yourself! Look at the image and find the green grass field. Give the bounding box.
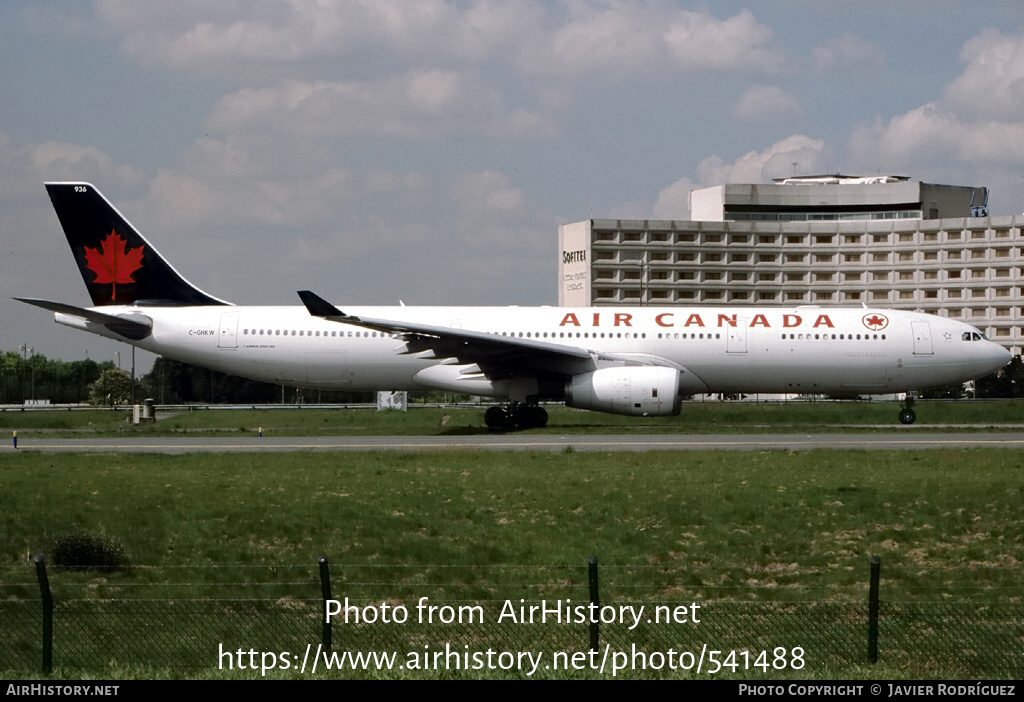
[2,445,1022,679]
[2,398,1022,438]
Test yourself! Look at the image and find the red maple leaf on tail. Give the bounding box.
[84,230,145,301]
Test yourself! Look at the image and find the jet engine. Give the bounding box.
[565,366,682,416]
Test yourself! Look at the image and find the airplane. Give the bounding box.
[16,182,1013,428]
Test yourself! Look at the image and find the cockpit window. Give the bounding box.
[962,332,987,341]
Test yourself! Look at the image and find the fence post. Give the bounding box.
[319,556,332,651]
[867,556,881,664]
[588,556,599,652]
[34,554,52,675]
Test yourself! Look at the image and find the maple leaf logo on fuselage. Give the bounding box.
[83,230,145,302]
[862,313,889,331]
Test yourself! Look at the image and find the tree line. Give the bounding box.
[1,348,1022,405]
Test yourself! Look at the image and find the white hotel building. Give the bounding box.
[559,176,1022,356]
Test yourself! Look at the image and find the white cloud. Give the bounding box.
[943,28,1024,121]
[649,136,824,220]
[523,4,788,77]
[849,102,1024,168]
[663,8,789,74]
[697,135,826,185]
[97,0,543,71]
[652,177,694,219]
[732,85,803,125]
[93,0,787,82]
[204,71,553,141]
[452,171,524,214]
[813,33,886,74]
[0,137,144,196]
[842,28,1024,213]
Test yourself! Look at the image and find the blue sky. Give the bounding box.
[3,1,1024,369]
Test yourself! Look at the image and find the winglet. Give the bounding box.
[297,290,347,318]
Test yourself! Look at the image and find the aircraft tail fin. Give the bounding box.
[45,182,230,307]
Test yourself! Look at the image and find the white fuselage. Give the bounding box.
[56,304,1011,398]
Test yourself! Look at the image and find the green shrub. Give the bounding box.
[50,532,128,572]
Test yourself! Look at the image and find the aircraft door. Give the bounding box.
[911,321,933,355]
[218,315,239,348]
[726,322,747,354]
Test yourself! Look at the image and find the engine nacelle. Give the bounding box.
[565,366,682,416]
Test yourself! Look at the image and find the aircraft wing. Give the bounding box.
[298,290,675,377]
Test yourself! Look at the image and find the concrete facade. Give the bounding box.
[558,214,1023,355]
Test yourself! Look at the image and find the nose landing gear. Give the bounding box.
[898,393,917,425]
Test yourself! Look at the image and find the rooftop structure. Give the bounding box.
[558,178,1020,355]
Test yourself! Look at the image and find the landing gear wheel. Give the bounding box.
[485,406,509,430]
[517,405,548,429]
[898,408,916,425]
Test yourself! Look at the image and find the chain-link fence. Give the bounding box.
[1,558,1021,677]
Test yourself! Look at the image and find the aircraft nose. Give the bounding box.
[985,342,1012,372]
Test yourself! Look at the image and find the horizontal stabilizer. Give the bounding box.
[14,297,152,340]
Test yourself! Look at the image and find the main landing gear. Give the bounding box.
[898,393,917,425]
[484,403,548,431]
